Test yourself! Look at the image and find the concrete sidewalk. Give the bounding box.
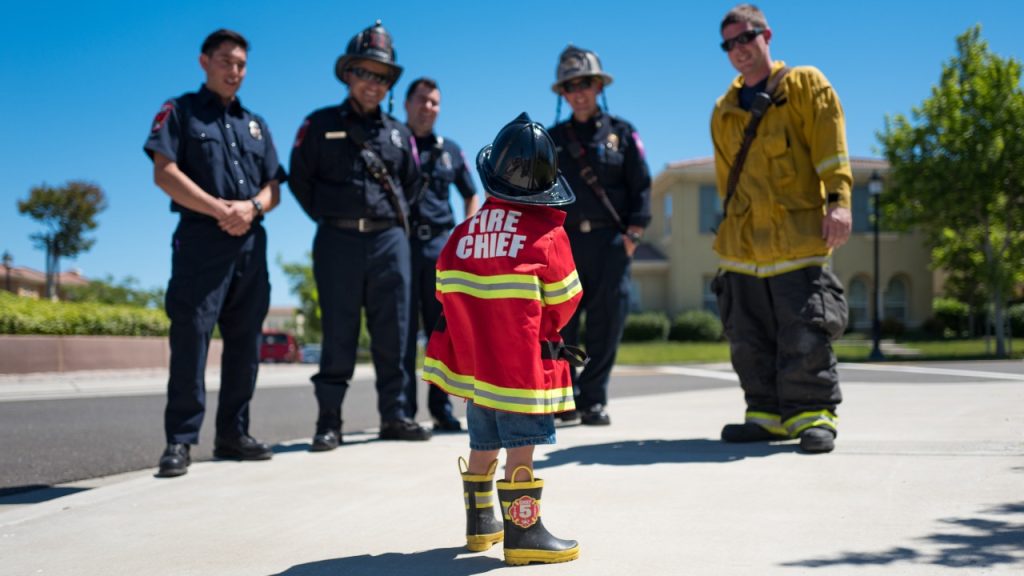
[1,373,1023,575]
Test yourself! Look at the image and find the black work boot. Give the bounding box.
[379,418,432,441]
[460,458,504,552]
[721,422,790,443]
[156,443,191,478]
[312,409,342,452]
[580,404,611,426]
[799,426,836,453]
[213,434,273,460]
[496,467,579,566]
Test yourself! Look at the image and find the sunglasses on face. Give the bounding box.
[348,66,391,85]
[563,77,595,94]
[720,28,764,52]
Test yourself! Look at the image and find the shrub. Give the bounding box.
[1009,303,1024,337]
[621,312,669,342]
[0,291,169,336]
[669,310,723,342]
[931,297,970,338]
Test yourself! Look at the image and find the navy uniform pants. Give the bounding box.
[403,232,456,421]
[561,227,632,410]
[712,266,847,434]
[312,225,410,422]
[164,219,270,444]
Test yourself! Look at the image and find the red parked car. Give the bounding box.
[260,331,302,363]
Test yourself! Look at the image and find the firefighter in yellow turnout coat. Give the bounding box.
[711,4,852,454]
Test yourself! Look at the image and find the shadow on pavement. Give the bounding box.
[0,485,90,505]
[782,501,1024,569]
[267,546,503,576]
[536,438,797,469]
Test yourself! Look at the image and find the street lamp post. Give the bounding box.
[868,172,885,361]
[2,251,12,293]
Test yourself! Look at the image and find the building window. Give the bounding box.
[699,185,722,234]
[663,194,672,237]
[702,276,719,315]
[629,278,642,312]
[848,276,869,331]
[852,184,870,234]
[884,276,908,323]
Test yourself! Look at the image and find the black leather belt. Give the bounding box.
[322,217,399,233]
[411,223,450,241]
[569,219,616,233]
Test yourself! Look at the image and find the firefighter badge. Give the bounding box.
[508,495,540,529]
[249,120,263,141]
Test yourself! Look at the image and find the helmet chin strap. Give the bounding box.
[601,91,609,113]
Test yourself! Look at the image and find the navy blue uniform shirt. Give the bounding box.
[409,134,476,228]
[289,99,419,221]
[550,112,652,228]
[143,84,286,217]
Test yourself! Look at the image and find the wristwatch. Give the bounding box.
[627,230,642,243]
[250,198,264,216]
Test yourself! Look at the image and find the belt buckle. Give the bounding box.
[357,218,369,233]
[416,224,433,241]
[580,220,592,233]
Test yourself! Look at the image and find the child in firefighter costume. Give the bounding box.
[423,112,585,566]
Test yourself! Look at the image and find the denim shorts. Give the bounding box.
[467,401,556,450]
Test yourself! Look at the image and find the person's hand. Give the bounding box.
[217,200,254,236]
[622,225,644,257]
[822,205,852,248]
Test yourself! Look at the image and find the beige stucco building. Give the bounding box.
[633,157,936,331]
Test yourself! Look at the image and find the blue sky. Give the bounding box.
[2,0,1021,306]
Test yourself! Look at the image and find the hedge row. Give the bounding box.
[621,310,723,342]
[0,292,169,336]
[922,298,1024,338]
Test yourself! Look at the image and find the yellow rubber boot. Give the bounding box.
[460,458,504,552]
[496,466,579,566]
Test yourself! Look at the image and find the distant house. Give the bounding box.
[263,306,302,335]
[0,265,89,301]
[635,157,937,331]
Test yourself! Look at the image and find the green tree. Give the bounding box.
[17,181,108,299]
[878,26,1024,356]
[278,253,321,343]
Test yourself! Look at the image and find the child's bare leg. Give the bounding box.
[468,449,500,475]
[505,446,535,481]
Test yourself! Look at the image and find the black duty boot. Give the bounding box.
[312,409,342,452]
[156,443,191,478]
[379,418,432,441]
[556,410,580,423]
[460,458,504,552]
[799,426,836,453]
[496,466,579,566]
[213,434,273,460]
[580,404,611,426]
[721,422,790,443]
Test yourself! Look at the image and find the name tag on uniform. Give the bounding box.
[325,131,347,140]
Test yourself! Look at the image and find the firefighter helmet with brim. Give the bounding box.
[551,45,614,94]
[477,112,575,207]
[335,20,403,85]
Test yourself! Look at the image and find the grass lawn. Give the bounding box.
[616,338,1024,365]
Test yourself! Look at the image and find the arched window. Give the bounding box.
[848,277,870,331]
[884,276,909,323]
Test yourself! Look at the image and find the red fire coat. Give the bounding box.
[423,197,582,414]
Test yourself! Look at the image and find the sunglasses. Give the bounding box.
[720,28,764,52]
[562,77,596,94]
[348,66,391,85]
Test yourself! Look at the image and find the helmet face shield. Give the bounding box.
[477,113,574,207]
[552,45,614,94]
[335,20,403,84]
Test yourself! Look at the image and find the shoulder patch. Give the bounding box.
[631,131,646,160]
[151,101,174,133]
[293,118,310,149]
